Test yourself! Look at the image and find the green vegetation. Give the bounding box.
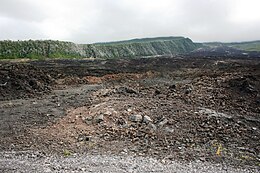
[63,149,72,157]
[227,41,260,51]
[203,41,260,52]
[0,40,95,60]
[0,37,200,59]
[95,36,186,45]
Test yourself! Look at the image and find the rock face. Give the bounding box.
[0,37,200,59]
[92,37,199,58]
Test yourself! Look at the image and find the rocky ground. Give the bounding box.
[0,151,258,173]
[0,57,259,172]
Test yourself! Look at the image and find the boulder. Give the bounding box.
[94,114,104,123]
[129,114,143,122]
[158,119,168,127]
[143,115,153,124]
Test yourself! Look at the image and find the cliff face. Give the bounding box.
[92,37,199,58]
[0,37,200,59]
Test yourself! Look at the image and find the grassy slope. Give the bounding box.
[95,36,186,45]
[227,41,260,51]
[204,41,260,52]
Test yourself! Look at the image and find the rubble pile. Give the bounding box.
[27,71,260,165]
[0,63,53,100]
[0,57,259,167]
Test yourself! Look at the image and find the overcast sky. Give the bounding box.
[0,0,260,43]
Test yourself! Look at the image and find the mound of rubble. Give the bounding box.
[27,71,260,166]
[0,63,53,101]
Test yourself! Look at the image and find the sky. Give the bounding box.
[0,0,260,43]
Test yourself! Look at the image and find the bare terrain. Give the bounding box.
[0,56,259,172]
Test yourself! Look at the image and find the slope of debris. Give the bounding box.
[26,68,260,167]
[0,63,53,100]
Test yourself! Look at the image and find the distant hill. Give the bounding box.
[0,37,259,59]
[0,37,200,59]
[226,41,260,52]
[203,41,260,52]
[196,41,260,58]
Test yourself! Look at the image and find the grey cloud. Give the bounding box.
[0,0,47,22]
[0,0,259,43]
[0,17,46,40]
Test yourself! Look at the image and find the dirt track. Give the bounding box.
[0,57,260,171]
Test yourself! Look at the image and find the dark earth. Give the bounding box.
[0,56,259,172]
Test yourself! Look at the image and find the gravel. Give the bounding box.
[0,151,258,173]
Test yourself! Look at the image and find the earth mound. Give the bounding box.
[0,63,53,101]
